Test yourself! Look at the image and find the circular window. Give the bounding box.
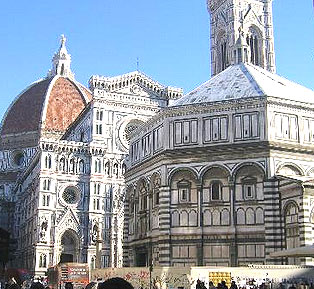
[124,120,144,143]
[12,151,25,167]
[62,186,80,205]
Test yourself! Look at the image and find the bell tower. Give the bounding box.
[207,0,276,76]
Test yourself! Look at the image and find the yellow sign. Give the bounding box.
[209,272,232,288]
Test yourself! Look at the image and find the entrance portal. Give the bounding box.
[60,253,73,263]
[136,251,148,267]
[99,278,134,289]
[60,231,78,263]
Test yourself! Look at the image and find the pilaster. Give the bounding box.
[123,195,130,267]
[263,178,284,264]
[298,192,314,265]
[158,186,171,266]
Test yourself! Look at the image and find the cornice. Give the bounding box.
[40,138,106,156]
[131,96,267,140]
[89,71,183,100]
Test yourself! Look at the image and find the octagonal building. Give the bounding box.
[123,0,314,267]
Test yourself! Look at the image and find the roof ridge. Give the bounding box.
[240,63,266,96]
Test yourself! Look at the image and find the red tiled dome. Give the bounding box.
[1,76,92,137]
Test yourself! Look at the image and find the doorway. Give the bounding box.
[60,253,73,263]
[135,251,148,267]
[60,231,78,263]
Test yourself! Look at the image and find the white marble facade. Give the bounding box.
[123,0,314,267]
[124,65,314,267]
[0,38,182,276]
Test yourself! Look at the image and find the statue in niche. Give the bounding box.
[91,224,99,244]
[39,217,48,242]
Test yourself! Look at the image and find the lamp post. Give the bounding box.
[149,261,153,289]
[95,225,102,269]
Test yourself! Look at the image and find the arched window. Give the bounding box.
[39,255,43,267]
[105,161,110,176]
[211,181,222,201]
[95,159,102,173]
[59,157,66,172]
[212,209,221,226]
[45,155,52,169]
[247,27,262,66]
[256,208,264,224]
[189,210,198,226]
[113,163,119,178]
[94,183,101,195]
[61,64,65,75]
[151,174,161,206]
[246,208,255,225]
[80,131,85,142]
[39,254,47,267]
[285,202,300,264]
[42,195,50,207]
[177,180,191,203]
[43,179,51,191]
[221,209,230,226]
[69,158,75,173]
[203,210,212,226]
[180,211,189,226]
[139,181,148,211]
[237,208,245,225]
[43,254,47,267]
[121,163,127,175]
[216,31,228,73]
[79,160,85,173]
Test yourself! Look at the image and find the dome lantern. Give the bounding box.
[48,35,74,79]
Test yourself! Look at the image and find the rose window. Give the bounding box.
[123,120,145,144]
[62,187,79,205]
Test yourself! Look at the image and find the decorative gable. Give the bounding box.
[57,208,81,235]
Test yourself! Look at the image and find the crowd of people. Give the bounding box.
[196,279,314,289]
[2,276,314,289]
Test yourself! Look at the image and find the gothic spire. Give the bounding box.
[48,35,74,79]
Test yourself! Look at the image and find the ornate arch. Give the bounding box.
[246,25,264,67]
[277,162,305,176]
[136,177,150,193]
[215,29,228,72]
[283,200,299,215]
[200,164,231,182]
[232,162,266,180]
[168,167,199,187]
[57,228,81,263]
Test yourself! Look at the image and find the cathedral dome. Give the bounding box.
[171,63,314,107]
[0,76,92,137]
[0,35,92,142]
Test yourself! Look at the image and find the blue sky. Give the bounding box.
[0,0,313,121]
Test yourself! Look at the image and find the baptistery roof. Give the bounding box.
[172,63,314,106]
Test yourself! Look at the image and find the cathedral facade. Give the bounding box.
[0,36,182,276]
[123,0,314,267]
